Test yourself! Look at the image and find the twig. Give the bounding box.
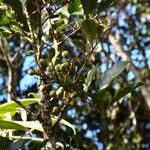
[58,27,80,46]
[74,39,100,83]
[50,98,72,131]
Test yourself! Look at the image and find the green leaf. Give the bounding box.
[68,0,81,14]
[82,19,97,42]
[13,121,43,132]
[9,136,44,143]
[0,116,76,134]
[112,82,143,102]
[3,0,29,31]
[96,61,129,91]
[95,90,111,103]
[81,0,98,16]
[0,98,40,115]
[83,65,97,92]
[28,93,39,98]
[0,120,26,131]
[98,0,115,12]
[52,115,76,135]
[73,39,86,52]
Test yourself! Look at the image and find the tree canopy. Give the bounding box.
[0,0,149,149]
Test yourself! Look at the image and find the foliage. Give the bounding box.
[0,0,149,149]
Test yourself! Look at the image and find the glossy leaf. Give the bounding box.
[112,82,143,102]
[52,115,76,135]
[13,121,43,132]
[96,61,129,91]
[0,98,40,115]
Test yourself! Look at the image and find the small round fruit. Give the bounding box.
[28,69,36,75]
[62,51,70,58]
[49,90,56,97]
[27,50,34,56]
[55,64,61,72]
[39,84,49,91]
[70,92,78,99]
[56,87,64,96]
[39,58,47,68]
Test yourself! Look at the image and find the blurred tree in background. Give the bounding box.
[0,0,149,149]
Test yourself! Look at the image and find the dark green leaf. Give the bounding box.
[68,0,81,14]
[82,19,97,42]
[112,82,143,102]
[95,89,111,103]
[81,0,98,16]
[98,0,115,12]
[96,61,129,91]
[3,0,29,31]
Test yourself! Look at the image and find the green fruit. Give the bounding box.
[70,92,78,99]
[55,64,61,71]
[39,58,47,67]
[56,87,64,96]
[27,50,34,56]
[47,65,53,72]
[61,62,70,71]
[52,57,59,65]
[49,90,56,97]
[62,51,70,58]
[39,84,49,91]
[28,69,36,75]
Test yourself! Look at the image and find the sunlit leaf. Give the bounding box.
[13,121,43,132]
[52,115,76,135]
[96,61,129,91]
[0,120,26,131]
[0,98,40,115]
[83,65,97,92]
